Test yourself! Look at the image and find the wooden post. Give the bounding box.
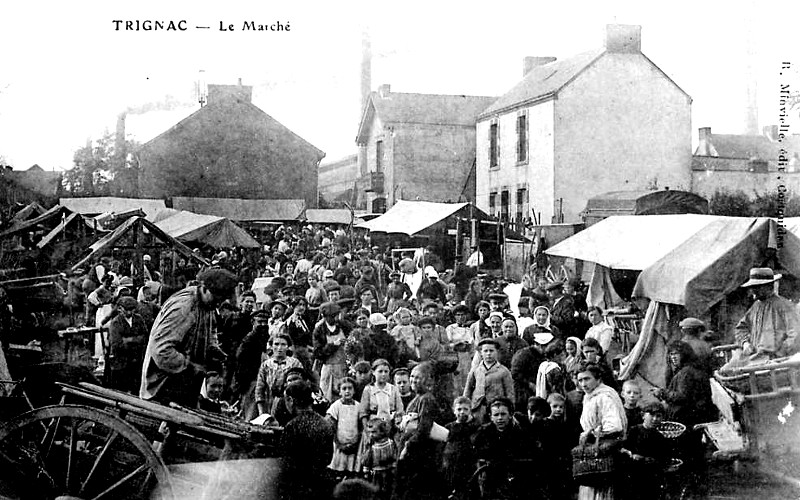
[131,219,143,289]
[454,216,461,270]
[501,221,507,279]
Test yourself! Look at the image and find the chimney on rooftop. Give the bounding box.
[696,127,715,156]
[763,125,780,142]
[207,82,253,104]
[523,57,557,76]
[114,112,127,173]
[605,24,641,53]
[378,84,391,98]
[361,31,372,112]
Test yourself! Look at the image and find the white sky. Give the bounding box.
[1,0,798,171]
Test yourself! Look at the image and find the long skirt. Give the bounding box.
[453,350,473,397]
[320,362,348,402]
[578,485,615,500]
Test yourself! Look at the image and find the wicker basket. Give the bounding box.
[572,455,617,486]
[571,442,620,486]
[657,421,686,439]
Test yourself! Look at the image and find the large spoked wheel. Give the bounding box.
[0,405,173,500]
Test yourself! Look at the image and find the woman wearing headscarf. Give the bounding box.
[522,306,562,353]
[564,336,584,389]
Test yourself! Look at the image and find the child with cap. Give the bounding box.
[446,304,474,396]
[463,338,514,424]
[369,313,399,368]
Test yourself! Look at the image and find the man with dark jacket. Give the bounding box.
[547,281,576,338]
[139,268,236,407]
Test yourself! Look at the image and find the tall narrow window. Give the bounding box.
[500,190,509,222]
[375,140,384,173]
[516,113,527,163]
[489,192,497,217]
[489,122,499,168]
[516,188,527,225]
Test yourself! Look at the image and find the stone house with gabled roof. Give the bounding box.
[692,126,800,198]
[138,82,325,208]
[476,24,692,225]
[354,86,496,212]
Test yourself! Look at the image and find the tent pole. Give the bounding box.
[501,221,506,279]
[454,216,460,270]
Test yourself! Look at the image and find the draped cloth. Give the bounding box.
[618,301,673,389]
[0,342,12,397]
[586,263,624,311]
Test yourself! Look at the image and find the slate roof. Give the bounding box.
[479,49,605,118]
[694,134,777,159]
[172,197,306,222]
[357,92,496,143]
[371,92,497,126]
[59,197,167,217]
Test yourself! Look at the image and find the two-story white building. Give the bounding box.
[475,24,692,224]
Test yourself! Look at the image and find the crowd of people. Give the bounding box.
[42,223,738,500]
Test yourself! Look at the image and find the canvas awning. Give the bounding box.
[304,209,363,225]
[153,210,260,248]
[632,217,800,314]
[357,200,470,236]
[545,214,724,270]
[547,214,800,314]
[172,197,305,222]
[59,197,167,217]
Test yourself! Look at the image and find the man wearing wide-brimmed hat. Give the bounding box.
[733,267,800,364]
[140,268,237,406]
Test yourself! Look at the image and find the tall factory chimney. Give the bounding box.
[114,112,127,170]
[361,30,372,114]
[743,25,759,135]
[358,29,372,176]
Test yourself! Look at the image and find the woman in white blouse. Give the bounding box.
[576,362,627,500]
[584,306,614,354]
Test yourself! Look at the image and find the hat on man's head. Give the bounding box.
[389,270,401,278]
[416,316,436,328]
[143,254,151,262]
[252,309,270,320]
[488,292,508,302]
[319,301,341,317]
[741,267,782,287]
[477,338,501,349]
[116,296,138,311]
[369,312,388,326]
[323,269,335,279]
[424,266,438,278]
[545,281,564,291]
[336,297,357,309]
[197,268,238,296]
[679,317,705,329]
[270,300,288,311]
[118,276,134,289]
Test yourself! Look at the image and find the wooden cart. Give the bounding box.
[701,356,800,484]
[0,382,285,500]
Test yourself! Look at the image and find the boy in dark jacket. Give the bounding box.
[444,396,480,500]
